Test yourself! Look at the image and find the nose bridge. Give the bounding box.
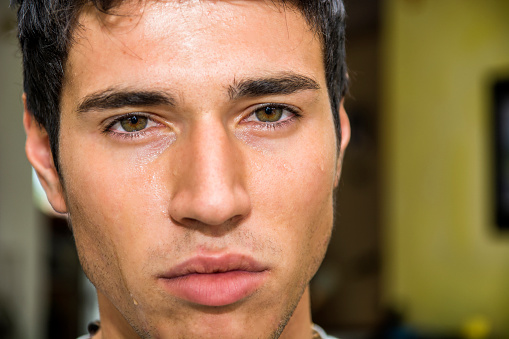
[189,119,236,192]
[170,117,250,227]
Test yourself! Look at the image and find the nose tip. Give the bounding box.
[171,184,251,227]
[169,122,251,230]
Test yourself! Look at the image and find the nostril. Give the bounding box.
[172,215,245,235]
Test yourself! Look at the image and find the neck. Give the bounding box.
[279,287,314,339]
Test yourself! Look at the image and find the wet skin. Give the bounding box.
[25,1,350,338]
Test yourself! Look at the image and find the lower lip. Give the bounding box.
[159,270,268,307]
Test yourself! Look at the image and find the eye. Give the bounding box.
[244,104,298,124]
[107,114,159,134]
[254,106,283,122]
[120,115,148,132]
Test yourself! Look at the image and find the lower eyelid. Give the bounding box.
[106,123,168,141]
[245,115,298,132]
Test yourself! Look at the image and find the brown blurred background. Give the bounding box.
[2,0,509,338]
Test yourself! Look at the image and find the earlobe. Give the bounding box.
[23,95,67,213]
[334,99,350,187]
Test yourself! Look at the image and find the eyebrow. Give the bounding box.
[76,88,176,114]
[228,73,320,100]
[75,73,320,114]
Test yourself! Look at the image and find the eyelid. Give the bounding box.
[243,103,300,123]
[102,112,162,135]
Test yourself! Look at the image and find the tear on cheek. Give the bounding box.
[131,133,177,166]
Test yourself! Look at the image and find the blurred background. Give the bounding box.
[2,0,509,338]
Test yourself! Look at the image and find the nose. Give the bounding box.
[169,119,251,230]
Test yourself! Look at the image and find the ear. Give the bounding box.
[23,94,68,213]
[334,99,350,187]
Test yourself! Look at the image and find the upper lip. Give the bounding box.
[160,254,268,279]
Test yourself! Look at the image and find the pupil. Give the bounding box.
[265,107,274,115]
[130,116,138,124]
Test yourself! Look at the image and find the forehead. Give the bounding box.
[64,0,324,106]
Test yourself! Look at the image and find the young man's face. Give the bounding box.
[31,1,349,338]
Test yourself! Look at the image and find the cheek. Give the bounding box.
[247,127,337,272]
[59,132,171,284]
[60,129,174,229]
[61,145,172,322]
[249,123,337,219]
[64,155,168,258]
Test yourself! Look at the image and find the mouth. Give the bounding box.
[158,254,269,307]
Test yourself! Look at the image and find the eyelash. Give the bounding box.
[244,103,301,130]
[102,112,156,140]
[101,103,300,138]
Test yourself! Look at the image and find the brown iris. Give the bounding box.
[255,106,283,122]
[120,115,148,132]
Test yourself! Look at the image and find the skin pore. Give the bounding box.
[24,1,350,338]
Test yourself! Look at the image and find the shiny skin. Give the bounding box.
[26,1,350,338]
